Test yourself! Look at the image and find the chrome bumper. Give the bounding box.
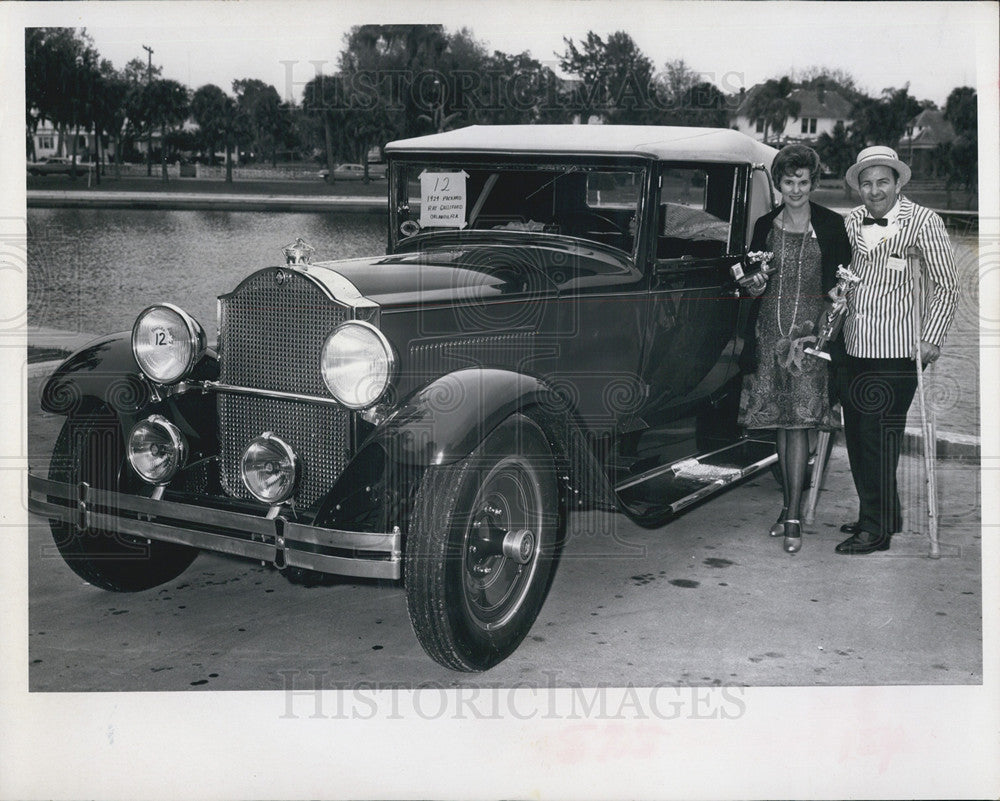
[27,473,402,580]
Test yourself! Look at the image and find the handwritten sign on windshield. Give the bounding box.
[419,171,469,229]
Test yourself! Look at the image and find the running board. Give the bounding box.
[615,438,776,519]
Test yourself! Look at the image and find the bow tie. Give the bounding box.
[862,217,889,226]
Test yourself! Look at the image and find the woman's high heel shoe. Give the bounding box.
[783,519,802,553]
[769,508,789,537]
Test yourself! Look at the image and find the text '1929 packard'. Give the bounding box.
[29,125,781,671]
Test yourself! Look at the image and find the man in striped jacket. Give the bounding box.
[834,146,959,555]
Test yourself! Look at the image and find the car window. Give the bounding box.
[656,165,737,260]
[393,163,645,256]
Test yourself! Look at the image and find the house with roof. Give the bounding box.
[897,108,956,179]
[730,84,853,144]
[29,121,96,161]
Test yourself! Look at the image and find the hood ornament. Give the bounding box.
[282,238,315,267]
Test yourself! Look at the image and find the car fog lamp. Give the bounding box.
[241,433,298,505]
[127,415,187,485]
[132,303,206,385]
[321,321,394,409]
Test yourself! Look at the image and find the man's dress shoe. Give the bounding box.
[841,521,900,536]
[835,532,891,555]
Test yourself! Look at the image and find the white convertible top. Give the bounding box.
[385,125,777,165]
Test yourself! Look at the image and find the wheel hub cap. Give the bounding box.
[502,529,535,564]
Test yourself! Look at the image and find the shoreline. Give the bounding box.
[26,188,978,231]
[27,189,385,214]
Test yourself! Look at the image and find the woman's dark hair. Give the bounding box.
[771,144,822,188]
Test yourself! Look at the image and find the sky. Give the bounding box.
[15,0,986,108]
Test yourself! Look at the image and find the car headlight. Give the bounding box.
[127,415,187,485]
[320,321,394,409]
[241,433,297,504]
[132,303,206,385]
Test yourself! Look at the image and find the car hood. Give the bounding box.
[308,239,615,308]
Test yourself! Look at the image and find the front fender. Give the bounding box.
[370,368,572,467]
[38,332,219,442]
[40,333,148,418]
[357,368,617,516]
[315,369,560,532]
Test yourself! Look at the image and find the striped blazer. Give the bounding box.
[843,196,958,358]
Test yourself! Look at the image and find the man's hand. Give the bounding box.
[918,340,940,367]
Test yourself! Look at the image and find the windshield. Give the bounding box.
[390,161,646,256]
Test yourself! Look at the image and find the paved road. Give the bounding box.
[23,367,982,692]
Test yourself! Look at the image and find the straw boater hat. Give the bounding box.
[845,145,912,191]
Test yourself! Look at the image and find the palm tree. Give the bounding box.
[743,77,800,144]
[815,121,858,197]
[301,74,340,179]
[139,79,190,181]
[93,63,130,179]
[191,84,245,182]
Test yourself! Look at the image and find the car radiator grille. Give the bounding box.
[217,268,350,508]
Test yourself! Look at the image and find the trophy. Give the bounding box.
[805,265,861,361]
[732,250,775,289]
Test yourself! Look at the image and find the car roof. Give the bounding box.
[385,125,777,165]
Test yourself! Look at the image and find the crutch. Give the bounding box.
[802,429,831,525]
[907,244,940,558]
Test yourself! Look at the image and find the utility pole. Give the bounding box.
[143,44,153,177]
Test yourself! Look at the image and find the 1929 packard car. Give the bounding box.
[29,126,780,671]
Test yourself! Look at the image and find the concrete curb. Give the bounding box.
[27,190,385,214]
[903,428,979,460]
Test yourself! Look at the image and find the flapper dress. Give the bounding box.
[738,225,840,430]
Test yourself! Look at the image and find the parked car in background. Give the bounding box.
[29,125,781,672]
[318,162,386,183]
[27,156,95,176]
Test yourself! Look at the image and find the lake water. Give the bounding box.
[26,207,981,438]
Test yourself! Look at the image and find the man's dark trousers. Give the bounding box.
[835,355,919,538]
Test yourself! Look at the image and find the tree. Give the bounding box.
[75,50,109,183]
[655,59,700,112]
[850,84,921,148]
[232,79,289,166]
[944,86,976,137]
[940,86,977,207]
[120,56,163,164]
[742,77,800,143]
[91,62,132,177]
[339,24,450,141]
[667,81,729,128]
[558,31,655,123]
[135,78,190,181]
[473,50,564,125]
[191,83,244,181]
[24,27,98,172]
[301,73,344,177]
[654,58,728,125]
[815,120,858,197]
[417,28,488,133]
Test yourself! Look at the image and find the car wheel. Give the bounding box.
[405,414,560,671]
[47,406,198,592]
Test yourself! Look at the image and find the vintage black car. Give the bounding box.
[29,125,781,671]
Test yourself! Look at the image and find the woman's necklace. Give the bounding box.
[777,208,810,338]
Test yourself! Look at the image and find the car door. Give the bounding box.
[632,162,747,462]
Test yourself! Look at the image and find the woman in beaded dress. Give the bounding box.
[738,144,852,553]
